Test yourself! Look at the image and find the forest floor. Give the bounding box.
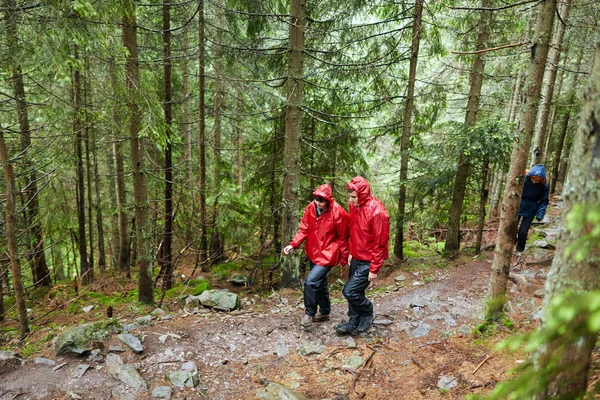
[0,198,575,400]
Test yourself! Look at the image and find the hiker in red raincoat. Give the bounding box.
[284,184,349,328]
[335,176,390,335]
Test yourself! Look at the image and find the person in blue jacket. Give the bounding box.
[516,164,549,254]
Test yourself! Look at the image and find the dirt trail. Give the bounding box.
[1,201,562,399]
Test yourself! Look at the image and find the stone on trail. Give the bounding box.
[344,355,364,370]
[106,353,147,390]
[438,375,458,390]
[228,274,248,286]
[117,333,144,353]
[256,382,308,400]
[34,357,56,366]
[54,320,121,355]
[410,323,432,338]
[199,289,240,311]
[151,386,172,399]
[71,364,90,378]
[297,342,327,356]
[0,351,22,375]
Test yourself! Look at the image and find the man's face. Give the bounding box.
[314,196,329,211]
[348,190,358,206]
[531,175,543,184]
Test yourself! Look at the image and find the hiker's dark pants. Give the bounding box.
[342,259,373,322]
[516,215,535,252]
[304,262,332,316]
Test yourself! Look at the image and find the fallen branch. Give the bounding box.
[451,41,529,55]
[473,353,493,374]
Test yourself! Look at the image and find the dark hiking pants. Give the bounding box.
[342,259,373,321]
[304,262,332,316]
[516,215,535,252]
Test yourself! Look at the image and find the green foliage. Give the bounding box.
[211,262,241,281]
[403,240,443,259]
[564,203,600,262]
[191,279,211,296]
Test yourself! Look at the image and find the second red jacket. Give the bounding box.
[289,184,349,267]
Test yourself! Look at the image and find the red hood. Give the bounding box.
[346,176,371,206]
[313,184,334,207]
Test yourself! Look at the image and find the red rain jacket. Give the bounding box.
[346,177,390,274]
[289,184,349,267]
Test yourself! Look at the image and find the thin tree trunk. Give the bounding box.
[395,0,423,260]
[123,1,153,303]
[211,6,224,265]
[198,0,208,268]
[445,0,491,252]
[182,25,193,243]
[73,46,91,284]
[485,0,557,322]
[0,131,30,338]
[271,116,282,255]
[110,62,129,274]
[280,0,306,288]
[161,0,174,290]
[4,0,51,287]
[237,93,243,194]
[531,0,572,164]
[475,155,490,254]
[84,58,95,275]
[531,29,600,398]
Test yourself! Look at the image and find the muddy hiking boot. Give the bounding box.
[353,314,375,335]
[334,319,359,335]
[301,314,315,328]
[314,313,330,322]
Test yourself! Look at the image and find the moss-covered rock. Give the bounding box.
[54,319,121,355]
[191,279,211,296]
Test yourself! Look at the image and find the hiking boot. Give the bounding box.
[301,314,315,328]
[334,319,359,335]
[353,314,375,334]
[315,313,330,322]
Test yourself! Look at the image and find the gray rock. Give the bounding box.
[444,314,457,327]
[151,308,166,316]
[54,320,121,355]
[228,274,248,286]
[122,315,153,333]
[105,353,124,377]
[297,342,327,356]
[458,325,472,334]
[118,364,147,390]
[34,357,56,366]
[276,345,290,357]
[373,319,393,326]
[438,375,458,390]
[199,290,240,311]
[151,386,172,399]
[71,364,90,378]
[344,355,364,369]
[82,305,94,313]
[88,349,103,362]
[395,275,406,282]
[0,351,22,375]
[109,345,125,353]
[117,333,144,353]
[410,323,432,338]
[168,368,199,388]
[256,382,308,400]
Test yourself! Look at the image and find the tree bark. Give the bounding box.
[531,0,572,165]
[475,155,490,254]
[123,1,153,303]
[395,0,423,260]
[198,0,208,268]
[485,0,557,321]
[182,24,193,243]
[73,46,91,284]
[280,0,306,288]
[531,28,600,398]
[4,0,51,287]
[445,0,491,252]
[0,131,30,338]
[84,59,95,275]
[110,62,130,275]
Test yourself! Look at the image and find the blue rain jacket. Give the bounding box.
[519,164,549,220]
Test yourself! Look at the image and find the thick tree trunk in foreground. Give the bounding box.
[445,0,491,252]
[0,131,30,338]
[123,2,153,303]
[280,0,306,288]
[485,0,557,321]
[395,0,423,260]
[531,28,600,399]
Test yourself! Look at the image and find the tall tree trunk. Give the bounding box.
[73,47,91,284]
[485,0,557,322]
[84,60,95,275]
[4,0,51,287]
[0,131,30,338]
[210,6,224,265]
[395,0,423,260]
[542,52,568,165]
[271,116,282,255]
[445,0,491,252]
[182,25,193,243]
[280,0,306,288]
[475,155,490,254]
[110,62,129,275]
[198,0,208,268]
[531,0,572,164]
[161,0,174,290]
[236,93,243,194]
[531,29,600,398]
[123,1,153,303]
